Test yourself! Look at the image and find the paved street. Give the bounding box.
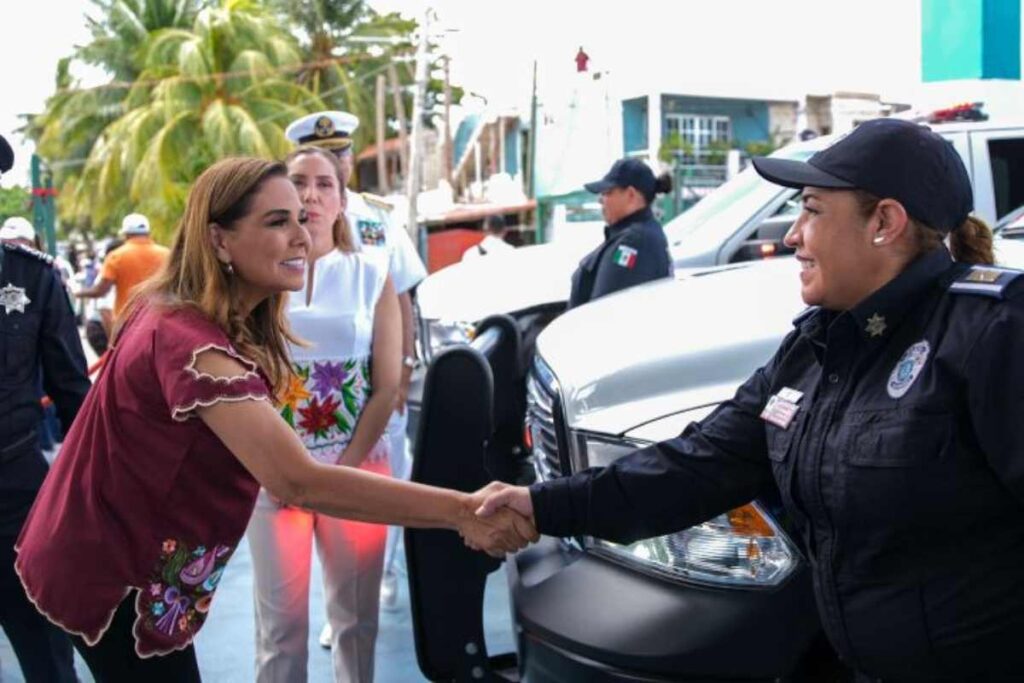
[2,535,516,682]
[1,331,517,682]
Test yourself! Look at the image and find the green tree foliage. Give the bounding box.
[40,1,324,241]
[272,1,462,151]
[0,186,32,224]
[29,0,461,240]
[744,140,776,157]
[658,131,693,164]
[27,0,205,234]
[79,0,205,81]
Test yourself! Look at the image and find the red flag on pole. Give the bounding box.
[575,46,589,72]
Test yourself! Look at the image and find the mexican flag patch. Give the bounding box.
[613,245,638,269]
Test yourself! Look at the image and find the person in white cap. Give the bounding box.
[1,217,74,293]
[0,216,39,249]
[287,111,427,624]
[77,212,169,317]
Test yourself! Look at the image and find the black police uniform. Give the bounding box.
[0,242,88,682]
[568,206,671,309]
[532,247,1024,680]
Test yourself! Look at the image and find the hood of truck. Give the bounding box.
[416,240,600,323]
[535,257,806,435]
[994,236,1024,267]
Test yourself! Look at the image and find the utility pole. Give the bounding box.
[443,56,453,187]
[375,74,388,194]
[31,154,57,255]
[527,60,540,243]
[386,63,410,182]
[406,9,430,258]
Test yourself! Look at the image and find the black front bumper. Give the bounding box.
[507,537,822,682]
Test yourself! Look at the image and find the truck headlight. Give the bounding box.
[422,319,476,361]
[573,432,800,588]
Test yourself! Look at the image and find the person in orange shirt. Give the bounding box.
[77,213,170,316]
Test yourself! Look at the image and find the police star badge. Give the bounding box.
[865,313,886,337]
[0,283,31,314]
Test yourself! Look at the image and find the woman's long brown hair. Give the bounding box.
[116,157,301,396]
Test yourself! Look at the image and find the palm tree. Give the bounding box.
[72,0,325,240]
[272,0,420,151]
[27,0,205,232]
[78,0,205,81]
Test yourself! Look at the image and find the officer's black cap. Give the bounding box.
[752,118,973,234]
[0,134,13,175]
[584,158,656,197]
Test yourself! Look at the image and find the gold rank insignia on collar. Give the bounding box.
[950,265,1023,299]
[865,313,886,337]
[964,268,1002,284]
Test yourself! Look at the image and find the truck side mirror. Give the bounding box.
[407,315,523,682]
[729,215,796,263]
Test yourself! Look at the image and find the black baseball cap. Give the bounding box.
[584,158,656,197]
[0,134,13,175]
[752,118,973,234]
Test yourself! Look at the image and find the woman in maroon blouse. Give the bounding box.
[13,157,536,681]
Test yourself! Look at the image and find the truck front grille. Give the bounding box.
[526,360,562,481]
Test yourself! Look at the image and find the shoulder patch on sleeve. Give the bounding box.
[612,244,638,269]
[356,219,387,247]
[360,192,393,211]
[949,265,1023,299]
[4,242,54,265]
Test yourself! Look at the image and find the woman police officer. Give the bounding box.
[569,158,673,309]
[477,118,1024,681]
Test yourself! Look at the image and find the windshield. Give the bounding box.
[663,147,816,256]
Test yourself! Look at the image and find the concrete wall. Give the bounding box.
[767,102,799,147]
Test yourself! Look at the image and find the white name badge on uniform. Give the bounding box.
[760,387,802,430]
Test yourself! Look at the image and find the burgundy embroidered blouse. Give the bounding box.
[15,303,271,658]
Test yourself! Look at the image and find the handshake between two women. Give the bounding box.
[457,482,537,558]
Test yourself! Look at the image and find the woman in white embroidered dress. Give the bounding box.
[247,146,400,682]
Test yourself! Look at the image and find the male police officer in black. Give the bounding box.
[480,119,1024,681]
[568,158,672,308]
[0,133,87,682]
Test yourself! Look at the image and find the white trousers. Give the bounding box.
[248,458,390,683]
[383,410,412,574]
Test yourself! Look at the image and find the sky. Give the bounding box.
[0,0,1010,188]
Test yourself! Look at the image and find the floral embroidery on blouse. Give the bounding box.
[137,539,233,643]
[280,358,370,445]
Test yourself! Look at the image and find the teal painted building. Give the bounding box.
[922,0,1021,81]
[621,93,797,162]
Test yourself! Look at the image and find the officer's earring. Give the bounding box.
[873,236,884,245]
[223,262,234,275]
